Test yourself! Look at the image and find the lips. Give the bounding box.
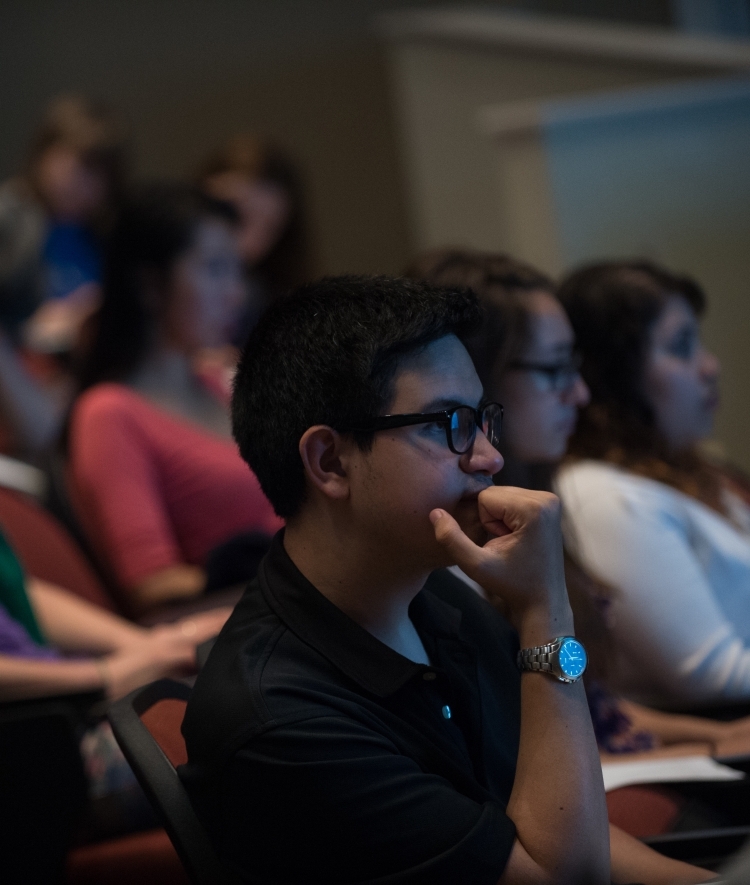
[459,483,492,503]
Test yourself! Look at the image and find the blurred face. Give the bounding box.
[346,334,504,571]
[163,218,245,353]
[204,172,290,266]
[495,291,590,463]
[643,295,720,451]
[34,144,108,222]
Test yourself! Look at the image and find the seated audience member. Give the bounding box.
[67,184,282,615]
[410,248,750,762]
[197,133,309,340]
[0,528,227,836]
[0,95,126,456]
[556,261,750,708]
[180,275,711,884]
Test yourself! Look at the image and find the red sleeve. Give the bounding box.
[68,385,183,588]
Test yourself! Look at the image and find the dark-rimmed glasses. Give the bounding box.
[350,402,503,455]
[506,352,583,393]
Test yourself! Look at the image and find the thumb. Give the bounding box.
[430,508,486,576]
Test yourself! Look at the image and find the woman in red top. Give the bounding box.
[68,184,282,614]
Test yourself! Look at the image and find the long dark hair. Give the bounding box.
[558,260,722,511]
[197,134,310,298]
[76,183,237,392]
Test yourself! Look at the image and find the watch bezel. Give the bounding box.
[555,636,587,683]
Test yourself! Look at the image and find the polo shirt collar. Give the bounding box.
[258,532,463,698]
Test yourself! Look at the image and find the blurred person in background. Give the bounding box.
[409,248,750,762]
[0,95,126,456]
[557,261,750,709]
[197,133,310,345]
[67,184,282,616]
[0,525,228,838]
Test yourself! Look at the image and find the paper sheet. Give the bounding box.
[602,755,745,792]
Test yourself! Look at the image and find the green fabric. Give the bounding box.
[0,532,46,644]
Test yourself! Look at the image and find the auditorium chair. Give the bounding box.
[0,485,115,610]
[108,679,241,885]
[0,687,188,885]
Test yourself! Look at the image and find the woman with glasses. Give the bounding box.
[557,261,750,709]
[408,249,750,764]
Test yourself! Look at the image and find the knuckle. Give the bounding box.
[535,491,561,518]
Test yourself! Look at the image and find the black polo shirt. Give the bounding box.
[180,533,521,885]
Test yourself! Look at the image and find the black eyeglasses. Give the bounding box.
[349,402,503,455]
[506,352,583,393]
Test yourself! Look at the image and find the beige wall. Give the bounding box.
[384,13,750,470]
[0,0,678,278]
[387,37,733,259]
[0,0,413,277]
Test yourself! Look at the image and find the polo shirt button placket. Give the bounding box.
[420,670,452,721]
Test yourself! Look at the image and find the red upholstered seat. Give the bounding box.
[141,698,189,768]
[606,785,685,838]
[0,486,114,610]
[67,697,192,884]
[67,829,189,885]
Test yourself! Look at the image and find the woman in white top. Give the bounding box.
[557,260,750,708]
[408,248,750,760]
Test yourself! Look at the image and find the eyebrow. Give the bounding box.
[415,394,483,413]
[522,342,574,361]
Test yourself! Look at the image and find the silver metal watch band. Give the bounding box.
[516,639,564,673]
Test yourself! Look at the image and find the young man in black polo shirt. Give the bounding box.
[181,277,712,884]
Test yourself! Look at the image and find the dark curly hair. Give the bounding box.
[232,274,482,518]
[558,260,722,510]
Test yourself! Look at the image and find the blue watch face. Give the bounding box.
[558,638,587,679]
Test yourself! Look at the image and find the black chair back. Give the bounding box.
[108,679,240,885]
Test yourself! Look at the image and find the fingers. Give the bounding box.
[430,508,486,575]
[477,486,561,534]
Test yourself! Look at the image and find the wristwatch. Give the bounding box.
[517,636,587,684]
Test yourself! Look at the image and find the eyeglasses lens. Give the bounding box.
[482,404,503,449]
[450,405,503,453]
[450,407,474,453]
[552,355,583,392]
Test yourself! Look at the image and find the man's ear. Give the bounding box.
[298,425,351,502]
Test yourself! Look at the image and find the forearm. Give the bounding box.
[504,606,610,883]
[131,564,205,613]
[0,654,103,701]
[621,701,725,746]
[610,824,713,884]
[28,578,145,653]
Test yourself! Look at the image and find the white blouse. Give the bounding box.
[555,460,750,707]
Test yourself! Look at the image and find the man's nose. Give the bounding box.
[462,427,504,476]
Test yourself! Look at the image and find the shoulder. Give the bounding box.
[184,581,357,762]
[556,460,686,522]
[71,384,161,429]
[0,179,45,266]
